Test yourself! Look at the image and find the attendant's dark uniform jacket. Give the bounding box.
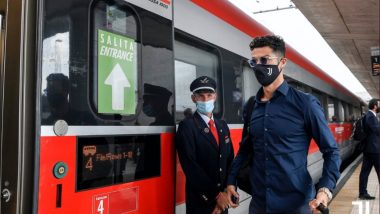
[363,111,380,153]
[176,112,234,214]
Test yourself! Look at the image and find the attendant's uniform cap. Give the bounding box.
[190,76,216,93]
[144,83,172,98]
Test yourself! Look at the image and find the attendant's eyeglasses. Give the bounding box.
[247,56,278,67]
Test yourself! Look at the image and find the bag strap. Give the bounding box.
[361,114,367,133]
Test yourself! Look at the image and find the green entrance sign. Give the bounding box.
[97,29,137,114]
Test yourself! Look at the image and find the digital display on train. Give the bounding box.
[77,135,161,191]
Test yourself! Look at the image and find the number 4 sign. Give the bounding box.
[93,194,109,214]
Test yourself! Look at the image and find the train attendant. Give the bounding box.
[226,35,341,214]
[176,76,234,214]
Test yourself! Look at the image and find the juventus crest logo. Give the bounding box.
[267,67,273,76]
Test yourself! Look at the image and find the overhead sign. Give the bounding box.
[371,55,380,76]
[97,29,137,114]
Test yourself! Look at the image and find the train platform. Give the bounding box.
[329,155,379,214]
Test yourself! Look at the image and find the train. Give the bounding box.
[0,0,365,213]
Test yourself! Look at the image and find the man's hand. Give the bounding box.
[216,192,230,211]
[226,185,240,208]
[309,191,329,214]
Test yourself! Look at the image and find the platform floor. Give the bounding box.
[329,163,379,214]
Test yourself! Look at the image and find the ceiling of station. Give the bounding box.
[293,0,379,99]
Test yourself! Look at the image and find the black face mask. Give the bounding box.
[376,106,380,113]
[252,64,281,86]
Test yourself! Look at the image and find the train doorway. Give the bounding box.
[0,0,36,213]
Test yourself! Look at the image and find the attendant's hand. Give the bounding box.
[309,191,329,214]
[216,192,230,211]
[226,185,239,208]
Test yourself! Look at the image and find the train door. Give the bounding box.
[0,0,36,213]
[0,8,4,213]
[37,0,175,213]
[0,7,4,141]
[0,10,6,213]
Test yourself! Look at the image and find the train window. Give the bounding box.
[338,101,345,122]
[342,102,349,122]
[77,135,161,190]
[347,104,355,122]
[348,104,353,116]
[41,0,173,126]
[296,83,307,93]
[242,63,261,102]
[285,76,298,89]
[40,31,72,124]
[327,97,336,122]
[174,37,221,122]
[311,90,327,116]
[311,90,323,104]
[91,0,139,118]
[354,107,361,119]
[285,76,310,92]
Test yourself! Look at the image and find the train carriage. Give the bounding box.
[0,0,364,213]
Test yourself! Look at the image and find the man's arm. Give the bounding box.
[306,96,340,211]
[306,96,340,190]
[176,121,220,203]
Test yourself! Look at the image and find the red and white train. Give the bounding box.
[0,0,364,213]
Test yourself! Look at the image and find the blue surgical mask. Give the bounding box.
[196,99,215,115]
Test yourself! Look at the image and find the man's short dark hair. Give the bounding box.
[249,35,286,57]
[368,98,379,110]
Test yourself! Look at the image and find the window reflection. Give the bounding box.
[41,33,70,94]
[41,33,71,123]
[328,97,336,122]
[174,39,220,122]
[142,83,173,125]
[41,0,174,126]
[242,64,260,102]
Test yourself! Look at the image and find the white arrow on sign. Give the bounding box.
[104,63,131,110]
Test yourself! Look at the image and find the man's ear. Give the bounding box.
[191,94,196,103]
[279,58,287,71]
